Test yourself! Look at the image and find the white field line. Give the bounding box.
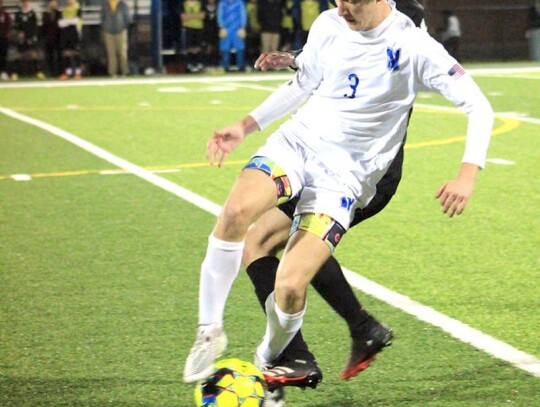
[0,65,538,90]
[343,269,540,378]
[1,105,539,378]
[0,107,221,217]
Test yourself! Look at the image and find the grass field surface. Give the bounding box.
[1,63,539,406]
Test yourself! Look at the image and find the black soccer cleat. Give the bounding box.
[263,358,323,391]
[341,317,393,380]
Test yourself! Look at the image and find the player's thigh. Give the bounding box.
[251,130,305,198]
[275,230,332,311]
[242,207,292,266]
[214,162,294,241]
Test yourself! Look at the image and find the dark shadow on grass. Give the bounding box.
[0,375,180,407]
[291,360,540,406]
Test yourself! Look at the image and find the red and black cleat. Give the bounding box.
[263,358,323,391]
[341,318,393,380]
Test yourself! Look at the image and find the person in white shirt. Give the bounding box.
[183,0,493,385]
[438,9,461,60]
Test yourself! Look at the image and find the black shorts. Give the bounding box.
[60,27,80,51]
[278,143,404,228]
[185,27,204,49]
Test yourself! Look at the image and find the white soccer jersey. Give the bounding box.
[250,3,493,206]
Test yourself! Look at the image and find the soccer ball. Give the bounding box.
[194,358,267,407]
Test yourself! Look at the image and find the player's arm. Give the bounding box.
[206,75,312,167]
[254,49,302,71]
[415,37,494,217]
[435,162,478,217]
[437,74,493,217]
[207,116,259,167]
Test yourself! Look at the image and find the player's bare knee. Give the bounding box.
[275,281,306,313]
[218,201,256,239]
[242,240,263,267]
[243,228,280,267]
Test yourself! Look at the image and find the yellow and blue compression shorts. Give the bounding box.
[244,156,293,205]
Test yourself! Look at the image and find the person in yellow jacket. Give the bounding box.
[59,0,83,79]
[181,0,205,72]
[298,0,321,44]
[280,0,294,51]
[246,0,261,66]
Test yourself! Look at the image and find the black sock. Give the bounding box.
[246,256,316,362]
[310,256,372,336]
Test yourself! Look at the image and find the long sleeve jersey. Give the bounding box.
[250,3,493,204]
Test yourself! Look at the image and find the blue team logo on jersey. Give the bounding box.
[387,47,401,72]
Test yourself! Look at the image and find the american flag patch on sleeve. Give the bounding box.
[448,63,466,79]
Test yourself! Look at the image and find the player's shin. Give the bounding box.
[256,292,305,365]
[246,256,280,308]
[184,234,244,383]
[199,234,245,326]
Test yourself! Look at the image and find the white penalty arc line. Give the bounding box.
[1,106,539,378]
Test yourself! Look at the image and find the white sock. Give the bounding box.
[198,234,244,327]
[256,292,305,363]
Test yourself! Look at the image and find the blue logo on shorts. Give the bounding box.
[340,197,355,210]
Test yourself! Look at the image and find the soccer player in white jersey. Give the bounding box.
[184,0,494,386]
[245,2,425,397]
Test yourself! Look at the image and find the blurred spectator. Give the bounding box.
[438,9,461,61]
[59,0,83,79]
[101,0,132,76]
[258,0,283,53]
[162,0,181,51]
[280,0,294,51]
[298,0,322,45]
[42,0,62,77]
[13,0,43,79]
[529,0,540,27]
[0,0,11,80]
[246,0,261,66]
[181,0,205,72]
[526,0,540,60]
[217,0,247,72]
[203,0,219,66]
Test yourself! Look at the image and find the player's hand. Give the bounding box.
[435,163,479,217]
[219,28,228,38]
[254,51,296,71]
[206,123,246,167]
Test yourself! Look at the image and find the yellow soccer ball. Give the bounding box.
[194,358,267,407]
